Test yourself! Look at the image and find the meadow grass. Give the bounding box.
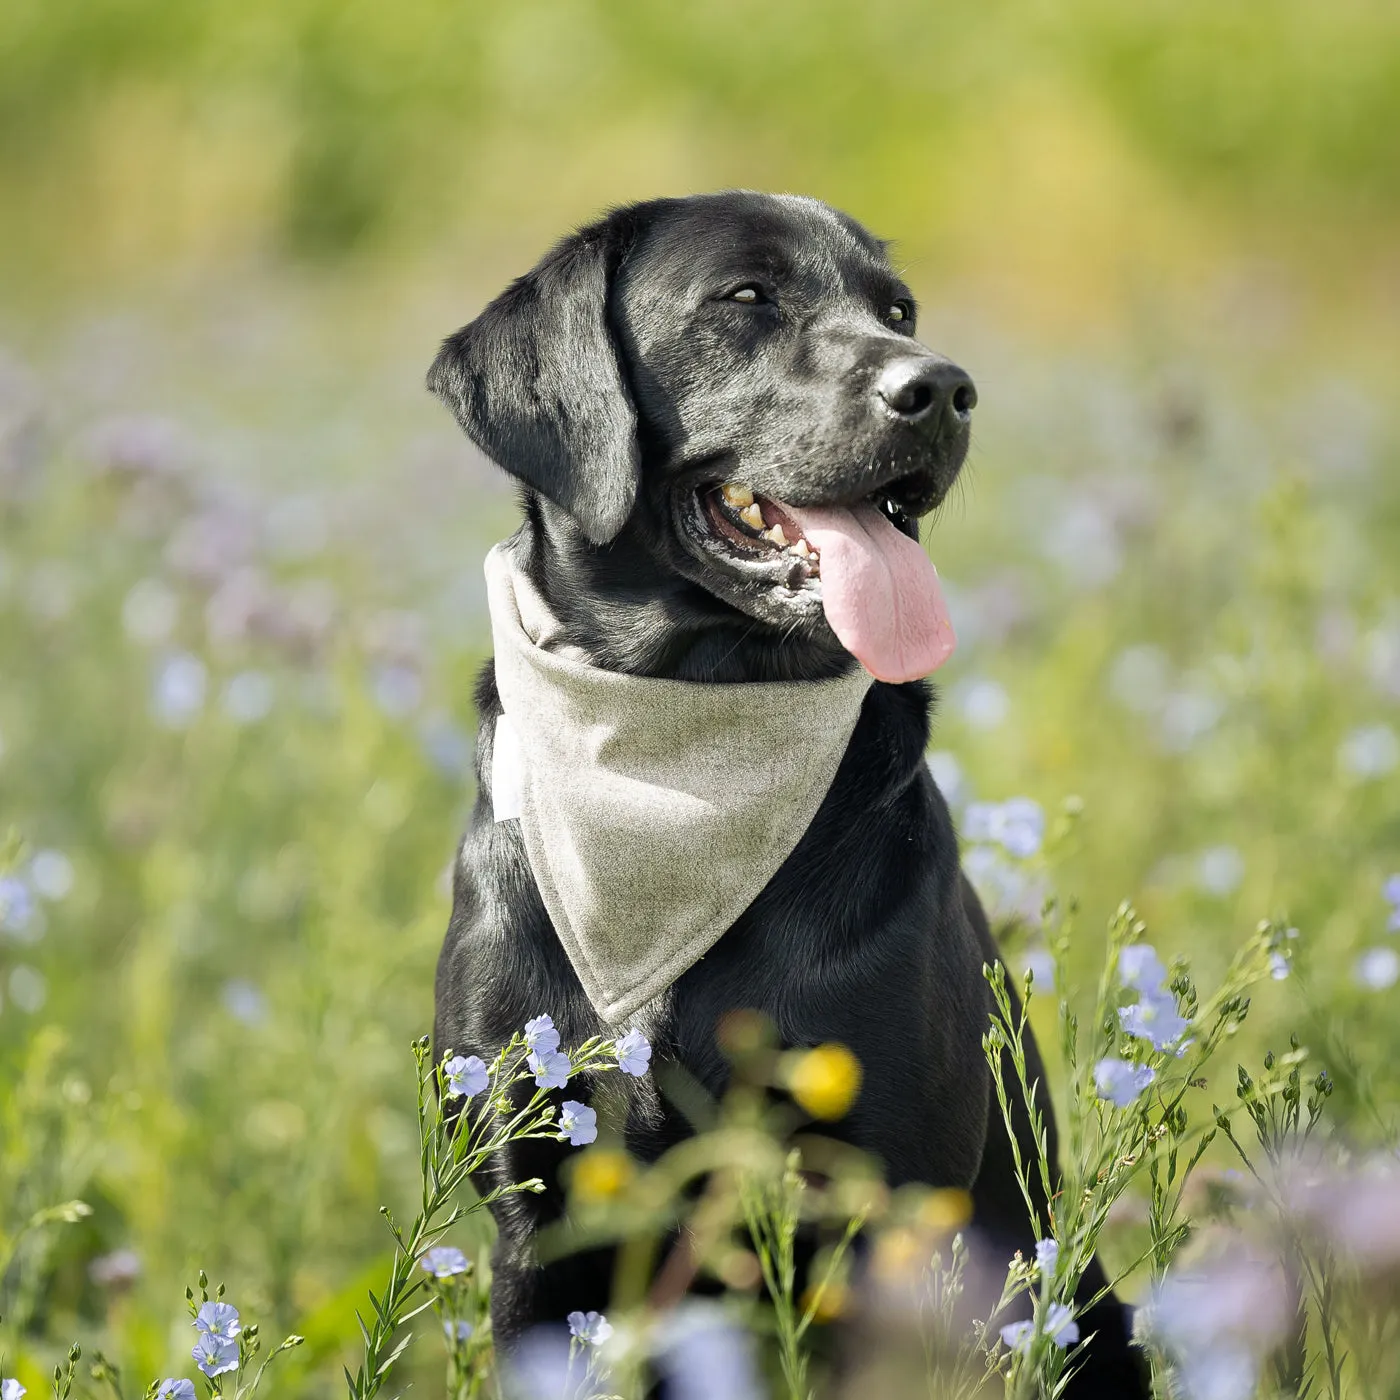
[1,293,1398,1398]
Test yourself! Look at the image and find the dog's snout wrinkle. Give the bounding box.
[875,356,977,427]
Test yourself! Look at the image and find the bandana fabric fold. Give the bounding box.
[484,543,873,1022]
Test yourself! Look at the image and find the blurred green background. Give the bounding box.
[2,1,1398,1393]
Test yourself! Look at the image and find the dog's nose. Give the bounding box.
[875,357,977,427]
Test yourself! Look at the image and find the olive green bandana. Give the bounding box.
[484,542,873,1023]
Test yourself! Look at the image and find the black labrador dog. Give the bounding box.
[430,191,1146,1394]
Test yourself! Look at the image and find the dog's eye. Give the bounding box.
[729,286,764,305]
[888,301,913,325]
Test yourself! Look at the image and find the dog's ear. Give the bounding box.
[428,216,641,545]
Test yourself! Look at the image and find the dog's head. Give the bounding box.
[429,191,975,682]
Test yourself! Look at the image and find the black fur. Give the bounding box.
[430,191,1148,1395]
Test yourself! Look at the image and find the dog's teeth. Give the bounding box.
[764,523,788,547]
[793,538,811,557]
[720,482,755,509]
[739,502,764,530]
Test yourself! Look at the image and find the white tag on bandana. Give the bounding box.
[490,712,525,823]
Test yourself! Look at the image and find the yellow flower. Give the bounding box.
[916,1187,973,1234]
[872,1226,922,1283]
[570,1148,635,1204]
[800,1279,849,1324]
[788,1042,862,1120]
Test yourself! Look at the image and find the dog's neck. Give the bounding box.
[515,501,862,684]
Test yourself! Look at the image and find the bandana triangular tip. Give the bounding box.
[484,542,874,1022]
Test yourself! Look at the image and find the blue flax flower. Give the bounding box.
[1044,1303,1079,1347]
[996,798,1045,859]
[530,1049,572,1089]
[1000,1303,1078,1354]
[1095,1057,1155,1107]
[156,1383,196,1400]
[1119,986,1190,1052]
[443,1054,489,1098]
[999,1320,1033,1352]
[444,1319,474,1343]
[654,1301,763,1400]
[1034,1238,1058,1276]
[616,1029,652,1077]
[964,799,1044,859]
[557,1100,598,1146]
[1355,946,1399,989]
[195,1301,241,1340]
[2,1380,27,1400]
[568,1310,614,1345]
[192,1334,239,1379]
[420,1246,470,1278]
[1118,944,1168,993]
[0,876,34,936]
[524,1014,560,1056]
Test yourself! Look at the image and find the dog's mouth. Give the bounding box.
[700,482,828,586]
[682,471,956,684]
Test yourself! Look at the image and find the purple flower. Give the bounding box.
[89,1248,142,1287]
[444,1054,489,1099]
[1094,1057,1155,1108]
[1385,874,1400,910]
[1299,1161,1400,1267]
[1034,1238,1058,1276]
[616,1029,652,1077]
[371,663,423,718]
[1118,944,1168,992]
[420,1246,469,1278]
[1177,1348,1257,1400]
[557,1101,598,1146]
[0,876,34,937]
[156,1383,196,1400]
[2,1380,27,1400]
[1197,845,1245,897]
[1147,1250,1290,1398]
[221,979,267,1026]
[1148,1253,1289,1350]
[192,1334,239,1379]
[999,1303,1078,1353]
[152,651,207,728]
[524,1014,560,1056]
[530,1049,572,1090]
[222,670,275,724]
[999,1320,1033,1352]
[954,678,1010,730]
[567,1310,613,1345]
[1339,724,1398,779]
[506,1331,574,1397]
[29,850,74,902]
[1044,1302,1079,1347]
[995,798,1045,859]
[962,802,997,842]
[194,1300,241,1340]
[1355,947,1399,990]
[443,1319,474,1343]
[655,1302,762,1400]
[1021,946,1056,993]
[964,797,1043,858]
[1119,986,1190,1052]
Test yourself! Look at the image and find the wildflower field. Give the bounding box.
[2,2,1399,1397]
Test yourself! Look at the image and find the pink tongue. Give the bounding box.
[783,502,956,683]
